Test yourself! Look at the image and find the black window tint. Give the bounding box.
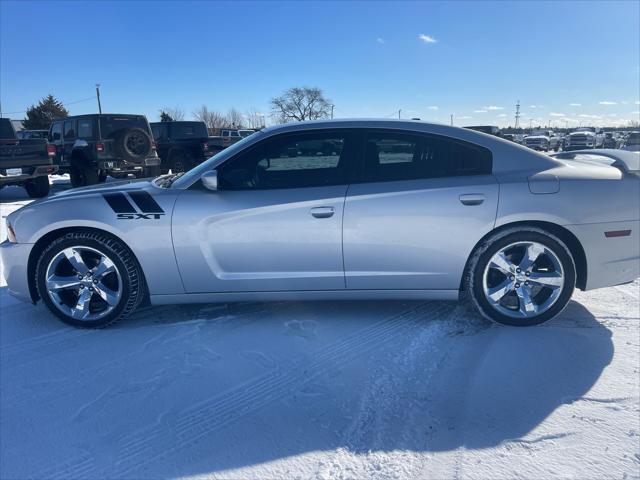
[77,119,93,138]
[219,132,351,190]
[50,123,62,141]
[363,131,491,182]
[151,124,167,141]
[173,123,207,138]
[63,120,76,139]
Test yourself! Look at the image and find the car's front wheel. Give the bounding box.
[36,231,144,328]
[465,228,576,326]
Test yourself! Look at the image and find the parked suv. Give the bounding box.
[0,118,57,197]
[151,121,215,173]
[48,114,160,187]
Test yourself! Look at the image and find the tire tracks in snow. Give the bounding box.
[318,305,486,480]
[2,304,276,406]
[38,301,456,479]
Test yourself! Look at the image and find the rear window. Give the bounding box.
[172,123,208,139]
[99,116,149,139]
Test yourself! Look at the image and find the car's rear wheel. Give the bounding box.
[465,228,575,326]
[36,231,144,328]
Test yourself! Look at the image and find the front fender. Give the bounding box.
[9,187,185,295]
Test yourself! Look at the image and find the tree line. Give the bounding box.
[17,87,333,130]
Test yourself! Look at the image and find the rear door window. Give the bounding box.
[361,130,492,183]
[50,122,63,141]
[63,120,76,139]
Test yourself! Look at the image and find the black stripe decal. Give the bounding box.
[127,190,164,213]
[103,192,136,213]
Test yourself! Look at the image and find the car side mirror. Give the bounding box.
[201,170,218,191]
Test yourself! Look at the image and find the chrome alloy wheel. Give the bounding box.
[482,241,564,319]
[45,246,122,321]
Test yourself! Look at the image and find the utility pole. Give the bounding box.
[514,100,521,129]
[398,109,401,119]
[330,104,334,119]
[450,114,453,126]
[95,84,102,115]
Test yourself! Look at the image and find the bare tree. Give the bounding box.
[270,87,332,123]
[225,108,244,128]
[162,106,185,121]
[193,105,226,129]
[245,108,265,129]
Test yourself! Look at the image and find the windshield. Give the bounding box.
[531,131,548,136]
[171,129,266,189]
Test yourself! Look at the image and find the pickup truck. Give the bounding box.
[208,128,256,150]
[151,121,215,173]
[563,127,605,151]
[0,118,57,197]
[523,130,561,152]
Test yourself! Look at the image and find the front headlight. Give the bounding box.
[6,221,17,243]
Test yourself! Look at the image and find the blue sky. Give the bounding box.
[1,0,639,128]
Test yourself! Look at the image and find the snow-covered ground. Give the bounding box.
[1,177,639,480]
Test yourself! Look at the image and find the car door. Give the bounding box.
[172,129,357,293]
[343,130,499,290]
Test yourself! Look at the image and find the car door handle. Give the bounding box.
[310,206,335,218]
[459,194,485,206]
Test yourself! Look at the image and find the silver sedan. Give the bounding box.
[2,120,639,328]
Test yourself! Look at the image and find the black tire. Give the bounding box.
[143,166,162,178]
[98,170,108,183]
[464,227,576,327]
[24,175,50,198]
[170,152,195,173]
[35,231,145,328]
[70,165,99,187]
[113,128,152,163]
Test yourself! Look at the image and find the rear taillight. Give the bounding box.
[151,141,157,151]
[95,143,104,152]
[46,144,56,156]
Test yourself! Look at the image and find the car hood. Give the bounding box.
[23,178,158,212]
[525,135,549,140]
[569,131,596,137]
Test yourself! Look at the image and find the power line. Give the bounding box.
[1,95,96,116]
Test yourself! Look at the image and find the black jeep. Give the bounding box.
[150,121,216,173]
[48,114,160,187]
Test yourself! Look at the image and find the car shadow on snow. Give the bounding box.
[0,293,614,479]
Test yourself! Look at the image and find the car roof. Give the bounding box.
[54,113,146,121]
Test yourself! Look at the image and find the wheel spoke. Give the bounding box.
[93,256,116,279]
[486,279,514,303]
[489,252,514,275]
[62,248,89,275]
[71,289,93,319]
[46,274,82,291]
[519,243,545,272]
[516,286,537,317]
[528,272,563,288]
[93,282,119,306]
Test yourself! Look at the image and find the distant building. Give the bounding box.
[11,119,24,131]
